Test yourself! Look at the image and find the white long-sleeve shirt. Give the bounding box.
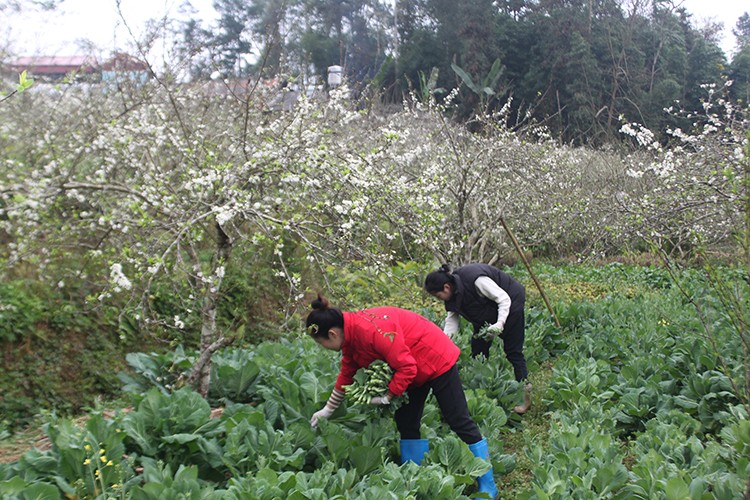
[443,276,512,337]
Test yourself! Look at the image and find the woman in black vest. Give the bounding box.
[425,263,531,414]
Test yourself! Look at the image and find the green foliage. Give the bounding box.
[522,265,749,498]
[188,0,737,141]
[2,262,750,498]
[0,281,45,343]
[15,72,33,94]
[451,58,505,113]
[118,348,194,396]
[416,66,444,104]
[523,421,630,499]
[208,349,262,404]
[220,411,305,475]
[0,71,33,104]
[128,458,223,499]
[0,288,132,429]
[525,307,567,362]
[1,330,517,495]
[429,435,490,483]
[121,388,221,467]
[728,46,750,103]
[323,261,434,312]
[0,412,136,498]
[677,370,739,434]
[216,242,302,341]
[458,355,521,408]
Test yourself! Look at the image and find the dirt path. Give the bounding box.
[0,428,51,464]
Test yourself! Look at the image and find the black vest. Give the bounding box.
[445,264,525,331]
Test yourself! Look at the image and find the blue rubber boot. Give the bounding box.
[399,438,429,464]
[468,438,498,499]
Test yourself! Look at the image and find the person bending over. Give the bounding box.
[425,263,531,414]
[307,295,497,499]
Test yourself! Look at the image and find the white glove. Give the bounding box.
[310,406,335,428]
[311,388,345,428]
[477,324,503,340]
[487,324,503,336]
[369,394,391,405]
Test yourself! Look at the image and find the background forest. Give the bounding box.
[177,0,750,144]
[0,0,749,498]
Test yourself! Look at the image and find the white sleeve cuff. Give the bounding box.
[444,312,460,337]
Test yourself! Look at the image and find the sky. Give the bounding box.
[2,0,219,58]
[1,0,747,61]
[681,0,747,55]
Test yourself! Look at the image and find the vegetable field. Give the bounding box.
[0,263,748,499]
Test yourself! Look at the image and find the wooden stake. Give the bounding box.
[500,216,561,328]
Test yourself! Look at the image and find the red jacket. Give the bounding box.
[334,307,460,396]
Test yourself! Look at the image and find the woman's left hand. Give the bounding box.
[369,394,391,405]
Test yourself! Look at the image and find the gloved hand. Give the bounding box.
[310,406,335,428]
[369,394,391,405]
[487,324,503,337]
[477,324,503,340]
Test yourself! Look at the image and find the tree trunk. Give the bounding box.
[745,131,749,287]
[194,221,232,397]
[744,133,750,416]
[197,308,217,397]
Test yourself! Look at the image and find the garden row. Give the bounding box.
[1,263,748,498]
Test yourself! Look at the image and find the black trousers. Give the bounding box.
[394,364,483,445]
[471,308,528,381]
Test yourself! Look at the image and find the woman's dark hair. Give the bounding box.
[306,294,344,338]
[424,264,455,293]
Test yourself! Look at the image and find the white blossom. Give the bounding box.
[109,263,132,291]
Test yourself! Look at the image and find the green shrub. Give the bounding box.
[0,281,45,343]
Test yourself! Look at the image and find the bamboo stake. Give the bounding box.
[500,216,561,328]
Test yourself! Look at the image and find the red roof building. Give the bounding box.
[101,52,148,73]
[101,53,150,85]
[7,55,98,80]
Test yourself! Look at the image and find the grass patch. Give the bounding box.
[499,361,554,497]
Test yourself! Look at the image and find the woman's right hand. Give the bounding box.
[310,406,335,428]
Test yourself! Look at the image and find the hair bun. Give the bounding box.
[311,294,330,310]
[440,263,451,273]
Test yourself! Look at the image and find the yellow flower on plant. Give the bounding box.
[95,469,100,477]
[100,456,107,463]
[84,444,92,451]
[107,460,114,466]
[100,448,106,455]
[83,458,91,465]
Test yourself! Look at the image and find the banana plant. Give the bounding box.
[451,58,504,111]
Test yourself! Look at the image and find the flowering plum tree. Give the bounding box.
[617,81,749,258]
[617,81,750,442]
[1,64,746,398]
[0,81,451,394]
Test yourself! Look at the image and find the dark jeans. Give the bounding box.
[471,308,528,381]
[394,364,483,445]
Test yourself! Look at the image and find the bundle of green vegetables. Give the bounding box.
[343,360,408,411]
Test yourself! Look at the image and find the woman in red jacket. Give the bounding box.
[306,295,497,499]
